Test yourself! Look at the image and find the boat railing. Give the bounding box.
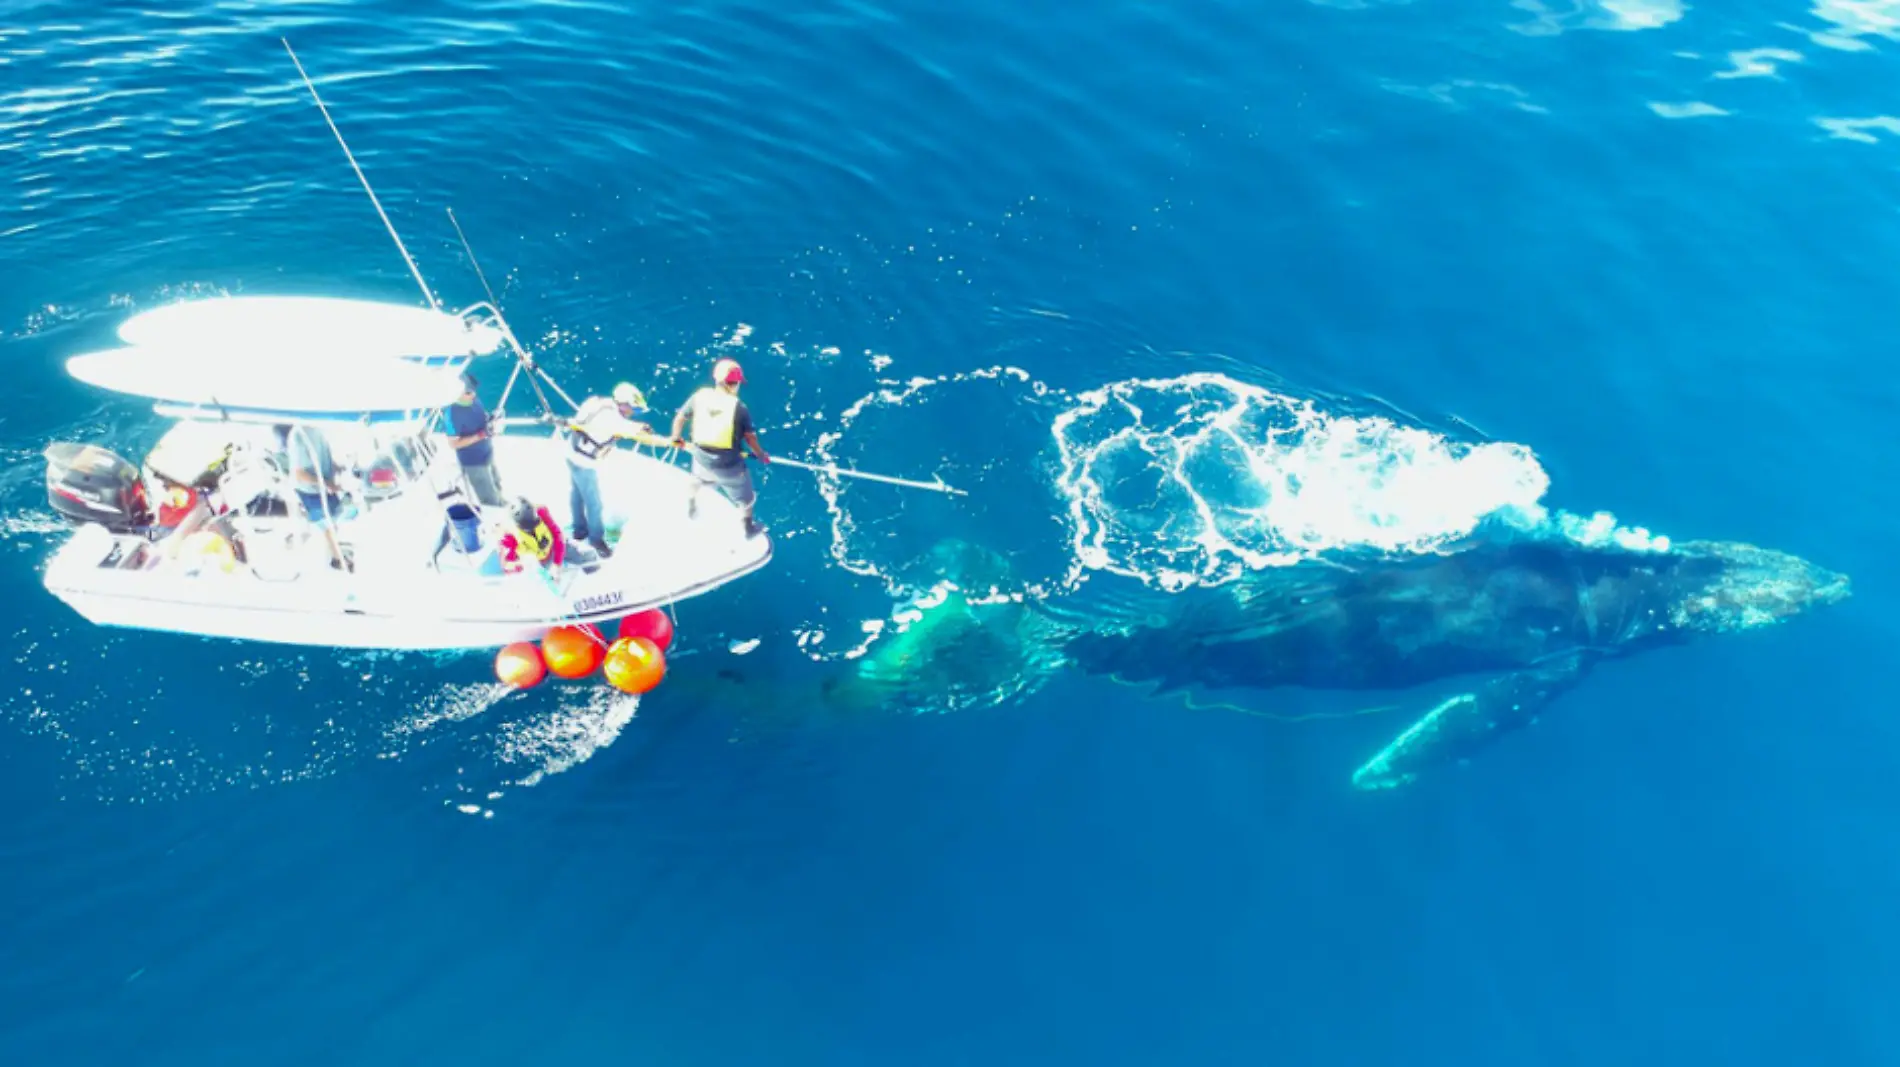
[455,299,580,424]
[453,302,680,468]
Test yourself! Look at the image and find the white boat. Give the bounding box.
[39,44,775,651]
[41,297,773,650]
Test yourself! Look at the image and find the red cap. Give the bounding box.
[714,358,745,385]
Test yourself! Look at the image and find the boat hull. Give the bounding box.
[42,432,773,650]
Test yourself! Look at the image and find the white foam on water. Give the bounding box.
[810,363,1053,591]
[1052,374,1533,590]
[1508,0,1685,35]
[490,687,639,788]
[799,364,1067,663]
[383,681,513,740]
[0,508,69,540]
[1806,0,1900,50]
[1815,115,1900,143]
[1380,78,1548,114]
[1049,372,1666,592]
[1714,48,1803,79]
[1595,0,1686,29]
[1649,101,1729,119]
[382,679,641,810]
[0,624,637,807]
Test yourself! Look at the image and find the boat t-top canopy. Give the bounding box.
[115,295,505,365]
[67,344,468,423]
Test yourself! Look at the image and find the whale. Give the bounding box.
[664,539,1059,725]
[815,538,1059,714]
[1038,534,1851,789]
[673,532,1848,790]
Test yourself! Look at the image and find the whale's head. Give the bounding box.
[1664,539,1850,635]
[815,537,1056,713]
[920,537,1018,595]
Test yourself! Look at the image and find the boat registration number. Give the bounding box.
[573,591,626,614]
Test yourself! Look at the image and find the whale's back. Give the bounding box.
[1054,540,1681,694]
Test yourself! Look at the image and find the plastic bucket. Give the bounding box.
[447,503,482,552]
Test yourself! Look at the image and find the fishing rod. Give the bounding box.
[282,38,438,311]
[768,456,967,496]
[284,39,569,420]
[446,207,500,308]
[446,207,564,423]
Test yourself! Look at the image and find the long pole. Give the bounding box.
[769,456,967,496]
[282,38,439,310]
[445,207,499,308]
[447,207,561,421]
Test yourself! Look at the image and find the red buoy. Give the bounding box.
[618,608,674,653]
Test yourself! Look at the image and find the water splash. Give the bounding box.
[1047,371,1667,592]
[811,363,1056,590]
[1050,373,1541,590]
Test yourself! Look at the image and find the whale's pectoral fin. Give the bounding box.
[1349,653,1589,791]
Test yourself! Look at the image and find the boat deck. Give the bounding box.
[43,432,772,649]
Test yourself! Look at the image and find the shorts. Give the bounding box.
[297,489,343,525]
[690,448,755,506]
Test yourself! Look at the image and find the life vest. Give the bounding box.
[156,483,198,527]
[567,396,616,460]
[689,387,738,451]
[515,520,555,562]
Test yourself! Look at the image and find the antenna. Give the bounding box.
[281,38,439,309]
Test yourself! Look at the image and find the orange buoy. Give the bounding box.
[602,636,666,695]
[542,624,605,679]
[495,641,546,688]
[618,608,674,652]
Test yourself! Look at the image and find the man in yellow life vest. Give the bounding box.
[499,497,566,574]
[565,382,672,558]
[670,357,769,539]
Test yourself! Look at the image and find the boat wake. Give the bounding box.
[0,649,641,811]
[384,682,642,817]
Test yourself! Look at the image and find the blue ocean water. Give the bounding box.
[4,0,1898,1063]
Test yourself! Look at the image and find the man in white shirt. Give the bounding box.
[564,382,669,558]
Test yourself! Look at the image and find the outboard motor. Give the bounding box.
[43,442,152,532]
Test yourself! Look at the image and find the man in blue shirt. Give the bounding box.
[446,371,504,507]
